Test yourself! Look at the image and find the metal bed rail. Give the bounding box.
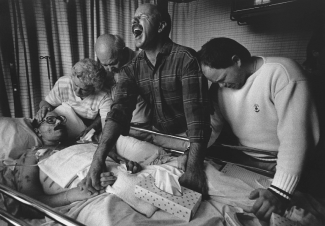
[0,184,85,226]
[130,126,278,157]
[0,127,276,225]
[0,208,31,226]
[130,126,276,176]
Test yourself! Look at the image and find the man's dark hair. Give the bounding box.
[198,37,251,69]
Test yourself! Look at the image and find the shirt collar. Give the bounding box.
[138,38,174,59]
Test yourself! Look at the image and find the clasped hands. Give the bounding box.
[77,153,141,196]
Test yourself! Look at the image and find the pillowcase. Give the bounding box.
[0,117,42,159]
[152,134,190,152]
[116,135,167,166]
[53,102,86,140]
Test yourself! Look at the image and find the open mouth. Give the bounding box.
[132,26,143,38]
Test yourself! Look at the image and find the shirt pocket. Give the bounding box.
[161,77,178,91]
[160,77,182,101]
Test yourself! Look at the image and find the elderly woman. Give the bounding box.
[35,58,112,137]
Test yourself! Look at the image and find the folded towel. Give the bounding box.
[38,143,96,188]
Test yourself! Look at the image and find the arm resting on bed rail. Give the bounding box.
[0,184,85,226]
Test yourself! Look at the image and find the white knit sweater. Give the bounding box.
[209,57,320,194]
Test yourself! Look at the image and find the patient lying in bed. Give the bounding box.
[2,112,325,225]
[0,110,143,218]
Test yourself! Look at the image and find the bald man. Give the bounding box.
[94,34,152,140]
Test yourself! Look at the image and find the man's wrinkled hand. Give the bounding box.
[77,159,105,195]
[179,165,208,198]
[246,188,289,220]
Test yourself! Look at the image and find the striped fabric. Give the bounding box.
[45,75,112,119]
[108,39,211,143]
[0,0,321,119]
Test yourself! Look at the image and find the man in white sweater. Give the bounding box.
[198,37,320,220]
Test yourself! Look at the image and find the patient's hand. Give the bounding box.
[77,158,106,195]
[246,188,288,220]
[100,172,117,187]
[108,147,142,173]
[124,160,142,173]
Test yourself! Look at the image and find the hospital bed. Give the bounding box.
[0,121,324,226]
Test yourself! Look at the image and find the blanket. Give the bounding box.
[36,159,325,226]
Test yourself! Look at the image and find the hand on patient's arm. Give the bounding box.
[247,188,289,220]
[78,120,124,194]
[78,157,106,195]
[178,143,208,197]
[36,100,53,122]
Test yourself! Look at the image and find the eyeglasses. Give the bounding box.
[39,115,67,126]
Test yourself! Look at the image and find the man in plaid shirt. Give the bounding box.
[80,3,211,196]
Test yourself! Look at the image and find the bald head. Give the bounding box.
[95,34,126,72]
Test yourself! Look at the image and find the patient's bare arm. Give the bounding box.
[18,150,97,208]
[178,142,208,198]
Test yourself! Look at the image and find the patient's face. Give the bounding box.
[38,111,67,143]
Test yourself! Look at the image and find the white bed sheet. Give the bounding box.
[0,147,321,226]
[29,158,325,226]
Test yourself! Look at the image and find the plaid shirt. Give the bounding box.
[106,39,211,143]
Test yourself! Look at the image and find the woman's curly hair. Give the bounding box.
[71,58,106,92]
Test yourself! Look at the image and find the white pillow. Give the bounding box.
[0,117,42,159]
[152,134,190,152]
[53,103,86,140]
[116,135,167,166]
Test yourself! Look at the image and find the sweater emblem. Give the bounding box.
[254,104,260,113]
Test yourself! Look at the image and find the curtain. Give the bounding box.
[0,0,154,118]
